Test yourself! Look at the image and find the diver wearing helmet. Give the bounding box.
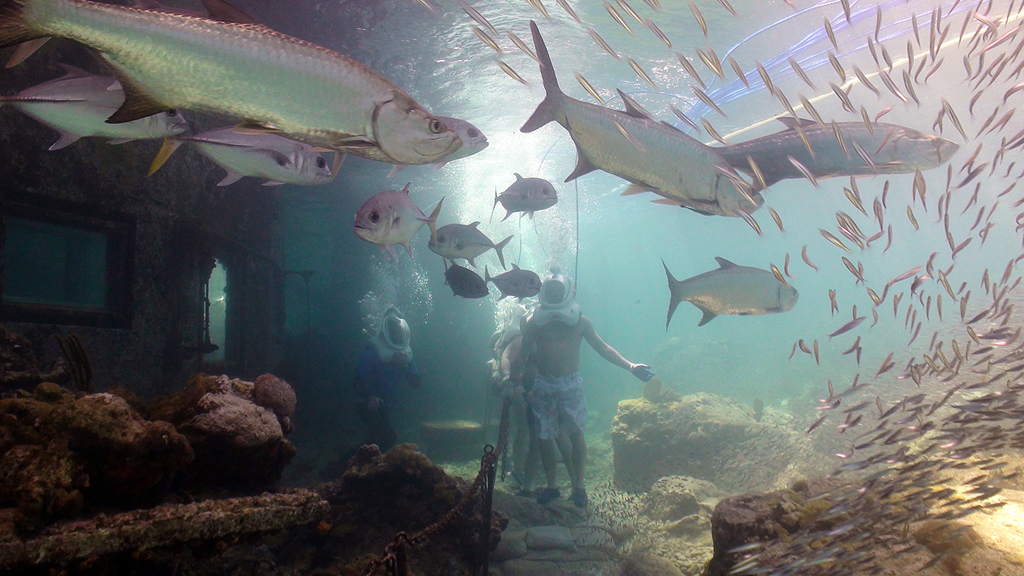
[509,268,654,508]
[353,307,422,453]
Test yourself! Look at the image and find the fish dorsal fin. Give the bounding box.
[715,257,738,269]
[514,173,523,181]
[402,182,411,194]
[617,89,651,119]
[469,221,481,228]
[511,263,520,270]
[105,72,172,124]
[777,117,816,130]
[198,0,259,24]
[659,120,685,134]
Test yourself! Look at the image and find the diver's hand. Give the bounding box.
[630,364,655,382]
[367,396,383,411]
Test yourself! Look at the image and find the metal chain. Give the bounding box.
[362,396,513,576]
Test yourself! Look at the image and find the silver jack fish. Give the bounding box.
[491,173,558,221]
[520,21,760,217]
[354,184,443,258]
[717,118,959,189]
[0,0,462,165]
[663,257,799,328]
[428,222,513,269]
[0,65,186,150]
[148,127,334,187]
[485,264,542,300]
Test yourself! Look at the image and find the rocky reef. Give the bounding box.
[611,393,810,493]
[151,373,297,491]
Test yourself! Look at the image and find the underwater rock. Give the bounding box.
[622,552,686,576]
[0,389,192,529]
[0,489,328,570]
[253,373,297,433]
[610,392,796,492]
[152,373,294,491]
[702,480,842,576]
[44,393,193,505]
[643,476,722,523]
[321,443,508,575]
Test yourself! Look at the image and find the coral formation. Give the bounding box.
[253,373,297,433]
[151,373,295,491]
[611,393,797,492]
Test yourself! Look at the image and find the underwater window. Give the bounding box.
[0,195,135,328]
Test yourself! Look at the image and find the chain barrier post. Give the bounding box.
[480,445,498,576]
[395,533,408,576]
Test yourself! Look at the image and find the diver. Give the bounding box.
[509,268,654,508]
[353,306,422,454]
[489,303,543,495]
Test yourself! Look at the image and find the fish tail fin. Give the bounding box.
[484,266,492,283]
[427,196,444,245]
[0,0,46,56]
[147,138,184,176]
[521,21,562,133]
[489,187,498,223]
[494,235,513,269]
[663,259,684,330]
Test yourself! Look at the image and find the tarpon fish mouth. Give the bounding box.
[519,21,759,217]
[0,0,462,165]
[716,118,959,190]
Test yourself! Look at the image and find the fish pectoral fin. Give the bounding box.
[622,183,650,196]
[233,121,281,135]
[261,180,286,186]
[333,136,377,149]
[5,38,50,69]
[695,305,718,327]
[105,74,172,124]
[148,138,184,176]
[253,148,292,168]
[651,198,682,206]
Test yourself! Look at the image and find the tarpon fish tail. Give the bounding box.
[427,196,444,245]
[521,21,563,133]
[494,235,513,270]
[663,259,684,330]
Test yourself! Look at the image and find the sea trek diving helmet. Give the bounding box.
[373,306,412,364]
[532,266,580,327]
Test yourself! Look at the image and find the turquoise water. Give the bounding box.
[273,0,1017,454]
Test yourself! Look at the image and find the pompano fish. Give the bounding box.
[0,0,462,165]
[428,221,513,269]
[0,65,186,150]
[485,264,542,300]
[663,257,799,328]
[388,116,488,177]
[148,127,333,186]
[717,118,959,190]
[354,184,443,258]
[521,21,760,217]
[444,261,489,298]
[491,173,558,221]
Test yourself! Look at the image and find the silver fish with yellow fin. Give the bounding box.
[0,0,462,165]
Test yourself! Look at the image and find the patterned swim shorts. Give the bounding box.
[526,372,587,440]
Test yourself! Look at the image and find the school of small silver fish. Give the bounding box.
[466,0,1024,574]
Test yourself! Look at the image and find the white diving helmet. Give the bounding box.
[531,267,580,327]
[372,306,412,364]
